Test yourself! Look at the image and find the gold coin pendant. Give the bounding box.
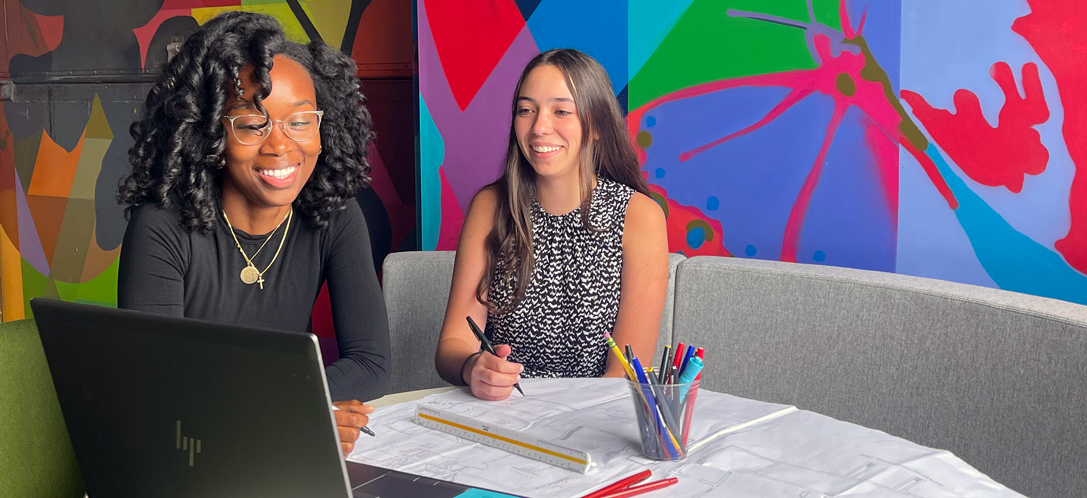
[240,265,260,285]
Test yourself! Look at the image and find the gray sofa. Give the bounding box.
[381,251,1087,497]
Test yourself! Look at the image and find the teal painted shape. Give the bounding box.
[456,489,521,497]
[929,144,1087,304]
[629,0,696,81]
[419,96,445,251]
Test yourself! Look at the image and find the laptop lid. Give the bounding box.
[31,298,351,498]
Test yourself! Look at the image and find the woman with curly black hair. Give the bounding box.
[116,11,387,455]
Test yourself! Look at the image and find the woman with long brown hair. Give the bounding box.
[435,49,669,400]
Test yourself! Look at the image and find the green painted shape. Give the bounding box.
[53,280,79,301]
[21,258,48,319]
[0,319,85,498]
[43,279,60,299]
[628,0,841,110]
[74,256,119,307]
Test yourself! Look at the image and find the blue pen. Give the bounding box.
[677,357,704,404]
[678,344,698,378]
[631,357,677,458]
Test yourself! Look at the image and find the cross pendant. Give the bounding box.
[257,274,265,290]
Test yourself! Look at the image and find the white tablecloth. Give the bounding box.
[348,378,1020,497]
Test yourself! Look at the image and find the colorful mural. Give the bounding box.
[417,0,1087,305]
[0,0,415,321]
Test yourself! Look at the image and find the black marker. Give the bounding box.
[466,316,525,396]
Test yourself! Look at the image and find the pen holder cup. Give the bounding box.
[625,378,699,461]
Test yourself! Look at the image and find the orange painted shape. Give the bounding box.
[80,226,122,283]
[0,227,24,321]
[27,131,84,198]
[25,195,68,267]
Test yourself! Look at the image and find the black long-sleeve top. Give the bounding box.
[117,200,390,402]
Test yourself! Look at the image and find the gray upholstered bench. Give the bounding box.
[380,251,1087,496]
[671,256,1087,497]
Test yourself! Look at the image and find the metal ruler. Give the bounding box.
[413,405,593,474]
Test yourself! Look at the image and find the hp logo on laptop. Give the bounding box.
[176,420,202,466]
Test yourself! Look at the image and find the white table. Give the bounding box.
[353,379,1021,498]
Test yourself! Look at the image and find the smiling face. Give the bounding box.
[514,64,586,181]
[221,55,320,214]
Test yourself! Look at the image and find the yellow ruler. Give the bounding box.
[413,405,592,474]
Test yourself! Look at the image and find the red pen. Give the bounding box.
[694,347,705,381]
[599,477,679,498]
[580,469,651,498]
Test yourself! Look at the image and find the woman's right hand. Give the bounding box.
[463,344,523,401]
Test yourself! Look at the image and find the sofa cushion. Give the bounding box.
[671,256,1087,497]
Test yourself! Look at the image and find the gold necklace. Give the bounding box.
[222,208,292,289]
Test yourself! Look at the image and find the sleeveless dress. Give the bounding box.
[486,177,635,378]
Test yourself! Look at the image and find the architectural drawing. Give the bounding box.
[348,378,1020,497]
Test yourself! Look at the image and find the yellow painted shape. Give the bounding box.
[301,0,351,49]
[27,131,84,198]
[68,138,109,201]
[84,95,112,141]
[192,5,311,43]
[0,227,24,321]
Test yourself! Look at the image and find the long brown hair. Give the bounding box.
[477,49,650,313]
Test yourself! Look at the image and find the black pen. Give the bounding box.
[331,404,376,437]
[465,316,525,396]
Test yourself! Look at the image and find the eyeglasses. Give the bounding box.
[222,110,324,145]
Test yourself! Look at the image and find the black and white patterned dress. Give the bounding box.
[486,177,635,378]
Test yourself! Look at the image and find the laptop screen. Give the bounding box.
[32,298,352,498]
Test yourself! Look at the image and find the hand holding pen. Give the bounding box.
[330,400,375,456]
[465,316,526,400]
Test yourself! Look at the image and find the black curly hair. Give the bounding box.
[118,11,374,232]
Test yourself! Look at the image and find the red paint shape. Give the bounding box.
[436,167,465,251]
[33,14,64,51]
[424,0,525,111]
[650,185,731,257]
[864,121,899,219]
[133,9,193,70]
[629,30,957,215]
[365,143,414,252]
[0,113,18,247]
[782,102,847,263]
[1014,0,1087,273]
[352,0,414,74]
[1,1,55,75]
[900,62,1049,193]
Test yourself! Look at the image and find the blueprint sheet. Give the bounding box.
[347,378,1022,497]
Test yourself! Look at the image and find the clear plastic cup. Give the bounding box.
[625,378,699,460]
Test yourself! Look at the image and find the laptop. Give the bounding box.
[31,299,520,498]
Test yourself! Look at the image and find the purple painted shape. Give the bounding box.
[418,1,540,214]
[13,168,49,275]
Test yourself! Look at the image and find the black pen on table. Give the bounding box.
[330,404,376,437]
[465,316,525,396]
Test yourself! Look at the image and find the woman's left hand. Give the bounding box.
[332,399,375,456]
